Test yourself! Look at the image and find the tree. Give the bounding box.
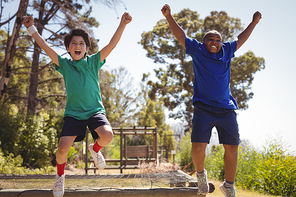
[0,0,29,99]
[0,0,122,115]
[140,9,265,129]
[99,66,140,127]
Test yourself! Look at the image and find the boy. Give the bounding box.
[161,4,261,197]
[23,12,132,197]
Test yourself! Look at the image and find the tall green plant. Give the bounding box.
[236,143,261,191]
[204,138,296,196]
[176,132,193,169]
[255,139,296,196]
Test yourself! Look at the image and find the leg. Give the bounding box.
[223,144,239,182]
[191,142,207,172]
[220,145,238,197]
[56,136,76,164]
[54,136,76,197]
[88,125,113,170]
[192,142,209,195]
[94,125,114,147]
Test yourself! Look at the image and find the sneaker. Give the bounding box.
[196,170,209,195]
[220,183,236,197]
[88,143,106,170]
[53,174,65,197]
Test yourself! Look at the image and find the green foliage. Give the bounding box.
[100,67,140,127]
[107,135,121,159]
[205,145,225,181]
[235,142,261,190]
[176,132,193,170]
[0,151,55,174]
[255,139,296,196]
[0,104,63,169]
[230,51,265,110]
[204,138,296,196]
[0,104,23,155]
[16,113,56,168]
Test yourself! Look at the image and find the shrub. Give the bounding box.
[205,145,225,181]
[176,132,193,170]
[255,139,296,196]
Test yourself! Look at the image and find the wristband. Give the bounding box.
[27,25,37,35]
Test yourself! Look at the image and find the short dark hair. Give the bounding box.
[203,30,222,42]
[64,29,91,49]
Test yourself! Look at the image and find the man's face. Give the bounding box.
[204,34,222,54]
[67,36,89,61]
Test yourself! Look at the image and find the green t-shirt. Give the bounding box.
[55,52,106,120]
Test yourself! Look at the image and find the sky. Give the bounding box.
[3,0,296,153]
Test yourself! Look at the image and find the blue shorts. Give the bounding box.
[191,101,240,145]
[60,113,111,142]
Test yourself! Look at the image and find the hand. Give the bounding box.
[161,4,171,17]
[252,11,262,24]
[121,12,132,25]
[23,15,34,28]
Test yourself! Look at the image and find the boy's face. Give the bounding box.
[67,36,89,61]
[203,34,222,54]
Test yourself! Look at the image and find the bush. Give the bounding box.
[0,104,63,169]
[176,132,193,170]
[254,139,296,196]
[0,151,55,174]
[204,138,296,196]
[205,145,225,181]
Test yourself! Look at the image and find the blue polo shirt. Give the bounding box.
[185,37,238,109]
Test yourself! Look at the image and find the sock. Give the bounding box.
[224,180,234,188]
[56,161,66,176]
[196,170,205,177]
[93,140,102,153]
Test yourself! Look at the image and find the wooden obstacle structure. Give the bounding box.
[0,170,215,197]
[85,127,158,174]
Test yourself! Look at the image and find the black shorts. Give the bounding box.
[60,113,111,142]
[191,101,240,145]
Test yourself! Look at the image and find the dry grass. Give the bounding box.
[138,161,180,173]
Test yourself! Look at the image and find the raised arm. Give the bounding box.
[236,11,262,51]
[23,15,59,66]
[161,4,186,48]
[100,12,132,61]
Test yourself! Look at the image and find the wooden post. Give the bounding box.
[120,128,123,174]
[153,128,158,159]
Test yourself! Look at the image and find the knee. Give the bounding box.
[192,142,207,154]
[57,142,70,155]
[224,144,239,154]
[100,129,114,144]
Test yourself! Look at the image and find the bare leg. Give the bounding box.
[223,144,239,182]
[191,142,207,172]
[56,136,76,164]
[94,125,114,147]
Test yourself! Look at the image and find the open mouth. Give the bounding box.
[75,50,81,55]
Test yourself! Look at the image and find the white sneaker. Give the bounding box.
[220,183,236,197]
[196,170,209,195]
[53,174,65,197]
[88,144,105,170]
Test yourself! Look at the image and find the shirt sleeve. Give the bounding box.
[54,55,67,75]
[89,51,106,71]
[222,40,237,60]
[185,37,200,56]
